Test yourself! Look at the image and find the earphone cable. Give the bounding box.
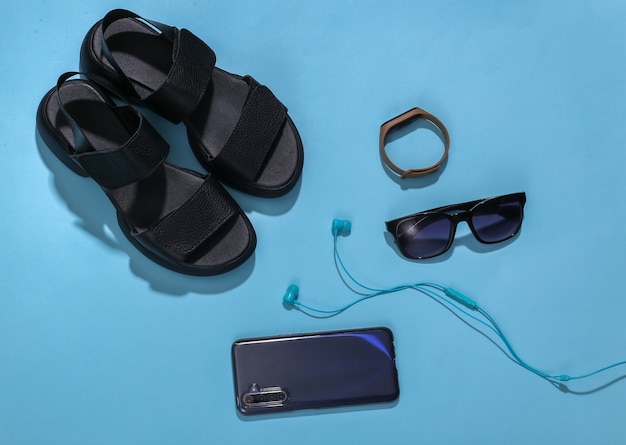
[329,226,626,385]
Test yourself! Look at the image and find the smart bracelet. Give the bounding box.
[379,107,450,178]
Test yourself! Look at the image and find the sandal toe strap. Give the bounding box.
[143,28,216,123]
[214,79,288,182]
[143,175,239,262]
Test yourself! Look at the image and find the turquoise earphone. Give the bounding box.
[283,219,626,387]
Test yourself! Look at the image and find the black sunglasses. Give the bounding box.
[386,192,526,259]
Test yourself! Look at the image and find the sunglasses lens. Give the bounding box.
[472,200,523,243]
[397,214,453,258]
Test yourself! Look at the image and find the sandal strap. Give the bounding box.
[55,72,96,156]
[54,72,169,190]
[143,29,215,123]
[76,111,169,190]
[101,9,216,123]
[56,71,132,155]
[146,175,239,262]
[214,77,287,182]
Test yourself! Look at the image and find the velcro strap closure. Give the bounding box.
[144,29,216,123]
[150,176,238,261]
[215,82,287,182]
[77,110,169,189]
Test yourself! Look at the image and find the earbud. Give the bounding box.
[283,284,300,306]
[332,219,352,236]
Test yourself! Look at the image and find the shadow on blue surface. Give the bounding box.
[552,375,626,395]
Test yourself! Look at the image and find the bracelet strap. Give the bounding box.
[379,107,450,179]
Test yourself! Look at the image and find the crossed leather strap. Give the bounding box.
[379,107,450,179]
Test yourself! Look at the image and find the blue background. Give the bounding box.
[2,1,626,444]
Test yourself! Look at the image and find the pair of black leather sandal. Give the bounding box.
[37,9,304,276]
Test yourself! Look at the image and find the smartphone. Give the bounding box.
[231,326,399,414]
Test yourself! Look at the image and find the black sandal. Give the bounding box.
[79,9,304,198]
[36,73,256,275]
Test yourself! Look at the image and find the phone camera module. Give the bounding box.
[242,384,288,407]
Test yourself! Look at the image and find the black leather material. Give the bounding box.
[214,82,287,182]
[77,110,169,190]
[100,9,215,124]
[80,9,304,197]
[147,175,238,261]
[142,29,215,123]
[37,73,256,276]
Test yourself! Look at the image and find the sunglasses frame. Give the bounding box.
[385,192,527,259]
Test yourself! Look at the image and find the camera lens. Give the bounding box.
[243,395,253,404]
